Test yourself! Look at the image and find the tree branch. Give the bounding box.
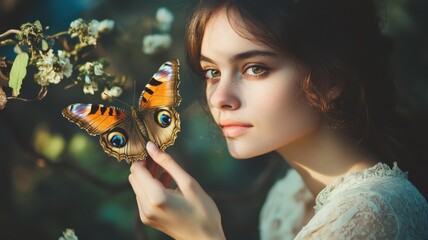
[0,29,21,39]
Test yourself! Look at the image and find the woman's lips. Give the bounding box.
[220,121,253,138]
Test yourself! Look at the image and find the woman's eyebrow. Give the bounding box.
[232,50,278,62]
[200,50,278,64]
[200,55,214,63]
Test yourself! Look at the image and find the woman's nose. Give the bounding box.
[207,77,241,110]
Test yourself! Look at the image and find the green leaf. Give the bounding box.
[41,39,49,51]
[9,52,29,96]
[34,20,42,31]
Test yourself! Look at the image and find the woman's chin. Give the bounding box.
[227,144,267,159]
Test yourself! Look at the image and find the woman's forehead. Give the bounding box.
[201,8,274,61]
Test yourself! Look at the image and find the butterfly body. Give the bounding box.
[62,60,181,163]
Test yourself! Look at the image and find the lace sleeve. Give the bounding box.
[295,190,398,239]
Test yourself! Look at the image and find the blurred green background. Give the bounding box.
[0,0,427,239]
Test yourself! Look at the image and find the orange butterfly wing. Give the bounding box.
[62,103,127,135]
[139,59,181,109]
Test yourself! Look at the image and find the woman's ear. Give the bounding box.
[327,86,342,103]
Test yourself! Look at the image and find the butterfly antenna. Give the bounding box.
[103,93,131,109]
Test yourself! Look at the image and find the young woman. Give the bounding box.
[128,0,428,239]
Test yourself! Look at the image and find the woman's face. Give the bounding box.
[200,8,321,159]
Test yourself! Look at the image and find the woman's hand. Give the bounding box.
[129,141,226,240]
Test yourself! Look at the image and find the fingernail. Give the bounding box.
[146,141,157,153]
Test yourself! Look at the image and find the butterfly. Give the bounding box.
[62,59,181,163]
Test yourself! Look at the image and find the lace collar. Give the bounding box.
[314,162,407,212]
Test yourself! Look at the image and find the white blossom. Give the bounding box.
[93,62,104,76]
[83,80,98,95]
[88,20,100,37]
[101,86,122,100]
[156,7,174,32]
[57,50,72,78]
[79,61,104,76]
[97,19,115,33]
[34,49,73,86]
[84,75,91,84]
[69,19,85,38]
[83,30,97,46]
[34,69,51,86]
[142,34,171,55]
[69,18,96,45]
[70,19,84,29]
[59,228,78,240]
[80,62,93,73]
[34,50,55,86]
[68,18,110,46]
[77,60,106,94]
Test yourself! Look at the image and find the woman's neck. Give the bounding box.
[277,127,378,197]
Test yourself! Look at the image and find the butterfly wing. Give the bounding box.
[139,59,181,108]
[62,103,127,135]
[99,115,149,162]
[62,103,148,162]
[138,59,181,151]
[62,59,181,163]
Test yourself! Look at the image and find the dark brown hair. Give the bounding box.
[186,0,427,197]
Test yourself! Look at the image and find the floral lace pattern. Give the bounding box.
[260,169,314,240]
[314,162,407,213]
[260,163,428,240]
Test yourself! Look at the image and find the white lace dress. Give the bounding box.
[260,162,428,239]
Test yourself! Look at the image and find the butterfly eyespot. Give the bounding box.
[155,110,172,128]
[107,128,128,148]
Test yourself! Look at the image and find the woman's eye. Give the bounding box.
[204,69,221,79]
[244,65,267,77]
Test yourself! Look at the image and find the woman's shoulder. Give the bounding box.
[315,162,425,207]
[296,162,428,239]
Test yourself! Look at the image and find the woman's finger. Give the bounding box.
[146,141,202,196]
[135,195,160,228]
[146,156,161,178]
[146,153,174,189]
[129,171,145,198]
[130,161,167,206]
[160,171,173,188]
